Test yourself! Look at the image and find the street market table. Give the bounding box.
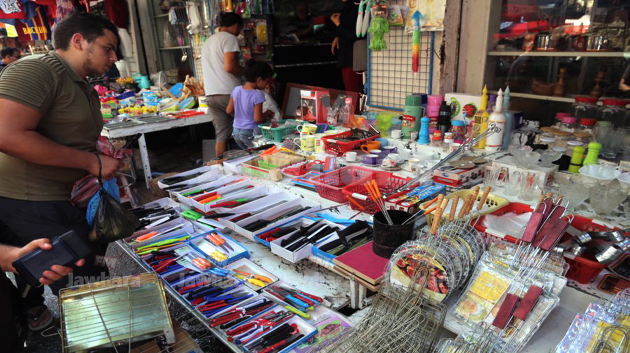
[111,136,630,352]
[101,113,214,188]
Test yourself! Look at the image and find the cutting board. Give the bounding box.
[333,241,389,286]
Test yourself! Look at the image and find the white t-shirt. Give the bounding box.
[202,31,242,95]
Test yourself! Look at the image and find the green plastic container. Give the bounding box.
[259,120,298,142]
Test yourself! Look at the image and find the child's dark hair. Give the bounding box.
[244,59,274,83]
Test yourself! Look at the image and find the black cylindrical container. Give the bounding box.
[372,210,414,259]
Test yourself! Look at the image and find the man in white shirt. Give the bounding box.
[202,13,244,159]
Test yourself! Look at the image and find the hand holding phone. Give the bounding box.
[11,231,91,286]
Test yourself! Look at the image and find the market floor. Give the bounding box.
[11,138,234,353]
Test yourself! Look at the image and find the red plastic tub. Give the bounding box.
[342,172,412,214]
[321,131,380,156]
[309,166,378,203]
[475,202,619,284]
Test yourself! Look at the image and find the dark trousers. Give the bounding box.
[0,272,19,349]
[0,197,108,310]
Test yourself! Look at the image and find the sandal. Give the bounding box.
[25,306,53,331]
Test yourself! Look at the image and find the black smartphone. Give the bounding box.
[11,230,92,287]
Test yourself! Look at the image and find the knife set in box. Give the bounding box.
[209,293,318,353]
[188,231,250,267]
[230,197,321,241]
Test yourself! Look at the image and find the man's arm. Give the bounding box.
[620,78,630,92]
[224,52,244,77]
[0,99,122,179]
[0,239,84,285]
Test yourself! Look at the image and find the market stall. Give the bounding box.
[84,91,630,352]
[4,0,630,352]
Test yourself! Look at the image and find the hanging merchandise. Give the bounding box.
[163,21,178,48]
[255,19,267,45]
[105,0,129,29]
[186,2,202,34]
[485,89,506,152]
[387,5,408,27]
[169,6,188,25]
[355,0,370,37]
[406,0,446,32]
[0,0,24,20]
[411,11,423,73]
[55,0,73,22]
[368,4,388,51]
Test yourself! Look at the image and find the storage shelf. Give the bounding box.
[159,46,191,50]
[488,90,574,103]
[488,50,628,58]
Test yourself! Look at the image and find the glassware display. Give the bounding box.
[578,118,596,135]
[601,129,624,159]
[589,180,629,215]
[560,117,578,132]
[509,145,541,169]
[539,137,556,149]
[518,172,540,202]
[572,97,599,121]
[540,148,563,167]
[503,170,521,196]
[597,99,627,127]
[556,176,590,211]
[552,130,573,148]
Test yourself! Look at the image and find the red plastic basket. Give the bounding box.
[309,166,378,203]
[342,172,412,214]
[475,202,618,284]
[321,131,380,156]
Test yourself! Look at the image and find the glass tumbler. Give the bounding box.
[504,170,521,196]
[518,172,540,202]
[601,129,624,159]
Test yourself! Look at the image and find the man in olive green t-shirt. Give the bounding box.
[0,13,123,332]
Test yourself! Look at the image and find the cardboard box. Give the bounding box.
[174,175,244,207]
[224,258,279,291]
[188,230,250,267]
[270,218,341,263]
[157,165,221,190]
[444,93,482,120]
[385,182,447,213]
[220,191,297,231]
[432,165,485,186]
[491,156,558,197]
[232,198,321,241]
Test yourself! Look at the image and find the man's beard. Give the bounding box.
[83,47,105,77]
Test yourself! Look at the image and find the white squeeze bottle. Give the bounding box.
[485,89,506,152]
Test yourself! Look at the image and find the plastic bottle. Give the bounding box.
[485,89,506,152]
[583,141,602,166]
[473,86,489,148]
[418,117,430,145]
[437,101,451,138]
[568,146,585,173]
[502,86,514,150]
[342,98,353,127]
